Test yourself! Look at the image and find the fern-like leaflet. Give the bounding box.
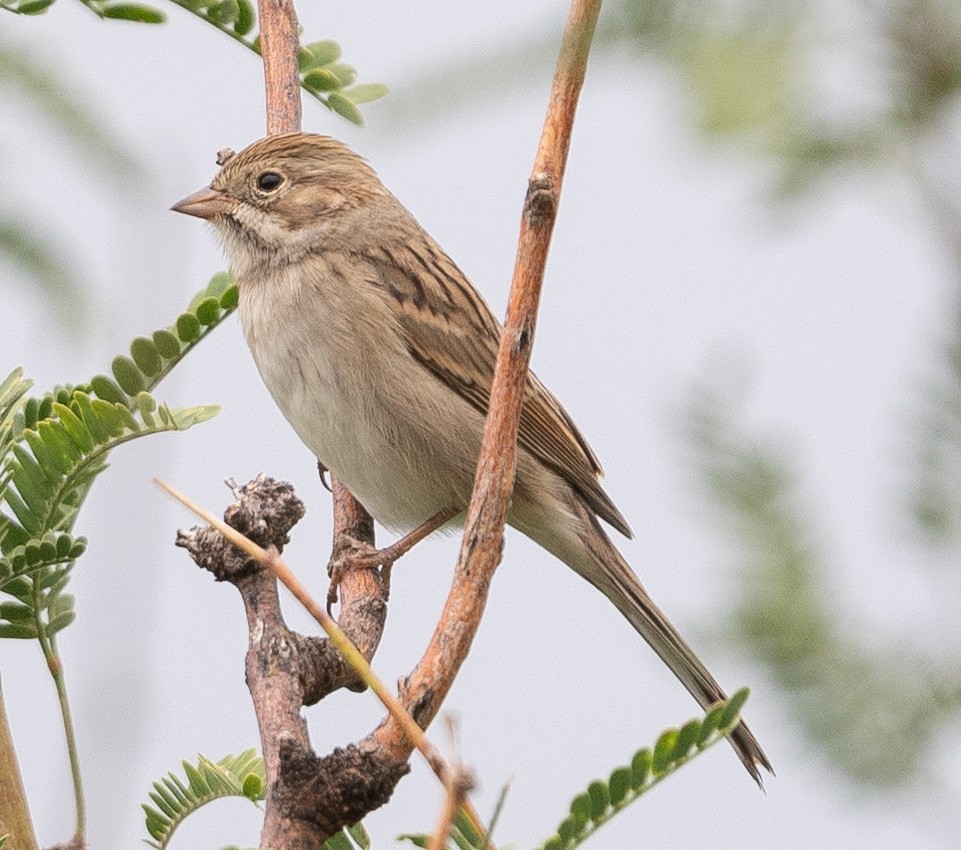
[142,749,370,850]
[398,689,753,850]
[0,0,388,124]
[537,688,753,850]
[0,272,236,638]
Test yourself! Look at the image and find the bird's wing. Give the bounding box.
[362,241,632,537]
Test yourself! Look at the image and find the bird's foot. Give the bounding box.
[325,506,462,612]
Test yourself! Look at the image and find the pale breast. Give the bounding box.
[236,256,485,530]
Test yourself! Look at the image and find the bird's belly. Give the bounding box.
[248,325,479,532]
[310,409,470,531]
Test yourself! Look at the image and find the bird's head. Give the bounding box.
[172,132,386,270]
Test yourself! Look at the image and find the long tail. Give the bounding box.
[559,500,774,785]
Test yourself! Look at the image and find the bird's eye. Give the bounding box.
[256,171,284,192]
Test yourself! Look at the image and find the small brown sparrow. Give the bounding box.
[173,133,771,783]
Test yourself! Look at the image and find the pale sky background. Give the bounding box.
[2,1,959,848]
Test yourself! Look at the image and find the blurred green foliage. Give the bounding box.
[683,377,961,785]
[0,31,143,330]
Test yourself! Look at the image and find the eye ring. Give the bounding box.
[256,171,284,192]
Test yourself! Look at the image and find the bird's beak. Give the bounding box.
[171,186,237,220]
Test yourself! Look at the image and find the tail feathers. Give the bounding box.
[576,513,774,786]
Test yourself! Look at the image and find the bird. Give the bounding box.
[172,132,772,784]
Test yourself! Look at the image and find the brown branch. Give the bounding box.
[0,676,40,850]
[172,477,409,847]
[165,477,487,843]
[257,0,383,695]
[257,0,302,135]
[375,0,602,760]
[324,475,385,691]
[254,2,401,840]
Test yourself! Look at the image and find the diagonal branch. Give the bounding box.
[374,0,602,757]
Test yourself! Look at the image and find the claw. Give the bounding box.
[317,460,332,492]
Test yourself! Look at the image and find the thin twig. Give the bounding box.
[428,740,473,850]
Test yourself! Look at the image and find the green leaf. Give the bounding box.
[328,63,357,87]
[342,83,389,105]
[204,270,234,297]
[607,766,631,806]
[4,485,40,535]
[176,312,202,343]
[22,397,40,430]
[101,3,165,22]
[219,284,239,310]
[2,577,33,605]
[140,751,266,846]
[170,405,220,429]
[37,421,75,474]
[569,791,591,822]
[451,807,483,849]
[672,718,701,761]
[232,0,253,35]
[46,609,76,635]
[194,296,222,326]
[90,374,128,405]
[0,622,38,639]
[346,822,370,849]
[557,816,580,844]
[0,601,34,622]
[55,532,73,558]
[586,780,609,820]
[13,0,56,14]
[241,772,262,799]
[303,68,342,92]
[131,337,163,376]
[38,535,57,562]
[72,392,109,444]
[152,329,182,359]
[90,399,124,438]
[136,391,157,419]
[536,693,754,850]
[52,402,94,453]
[182,759,210,796]
[327,92,364,125]
[300,39,341,69]
[11,445,51,506]
[720,687,750,731]
[699,702,726,745]
[112,355,145,395]
[324,831,353,850]
[150,787,178,818]
[652,728,677,773]
[206,0,237,25]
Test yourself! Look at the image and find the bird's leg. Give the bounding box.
[326,505,461,612]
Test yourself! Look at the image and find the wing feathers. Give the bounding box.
[361,241,632,538]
